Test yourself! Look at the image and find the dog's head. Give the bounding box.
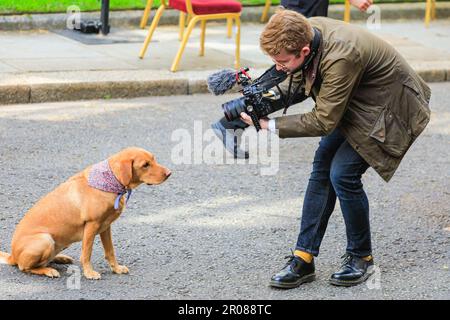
[109,147,171,189]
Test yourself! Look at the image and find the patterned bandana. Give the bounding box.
[88,160,132,210]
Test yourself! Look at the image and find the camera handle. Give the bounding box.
[246,106,262,131]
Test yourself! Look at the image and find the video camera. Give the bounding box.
[207,65,290,131]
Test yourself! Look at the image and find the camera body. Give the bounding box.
[74,20,102,34]
[222,67,288,130]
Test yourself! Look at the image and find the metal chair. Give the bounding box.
[425,0,436,27]
[261,0,272,23]
[139,0,242,72]
[140,0,234,39]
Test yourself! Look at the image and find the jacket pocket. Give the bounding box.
[402,78,431,139]
[369,106,412,158]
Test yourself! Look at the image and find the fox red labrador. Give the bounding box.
[0,147,171,280]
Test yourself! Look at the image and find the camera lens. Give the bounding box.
[222,97,247,121]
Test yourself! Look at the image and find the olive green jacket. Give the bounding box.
[275,17,431,182]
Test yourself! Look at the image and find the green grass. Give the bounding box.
[0,0,444,15]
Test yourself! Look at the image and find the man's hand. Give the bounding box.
[240,112,270,130]
[349,0,373,12]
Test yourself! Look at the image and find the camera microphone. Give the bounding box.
[206,69,239,95]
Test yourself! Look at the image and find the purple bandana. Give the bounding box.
[88,160,132,210]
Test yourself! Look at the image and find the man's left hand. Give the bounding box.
[240,112,269,130]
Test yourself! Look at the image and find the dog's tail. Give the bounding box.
[0,251,14,265]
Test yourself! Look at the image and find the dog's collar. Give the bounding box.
[88,160,132,210]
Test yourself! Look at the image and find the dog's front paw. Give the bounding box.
[44,268,61,278]
[84,270,102,280]
[112,265,129,275]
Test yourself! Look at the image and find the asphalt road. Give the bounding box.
[0,83,449,300]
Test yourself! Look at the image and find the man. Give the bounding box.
[280,0,373,17]
[212,0,373,159]
[217,9,431,288]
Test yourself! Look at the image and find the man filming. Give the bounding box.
[212,9,431,288]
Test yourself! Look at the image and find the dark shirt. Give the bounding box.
[280,0,329,17]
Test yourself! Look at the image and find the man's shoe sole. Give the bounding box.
[329,271,373,287]
[269,273,316,289]
[211,123,249,159]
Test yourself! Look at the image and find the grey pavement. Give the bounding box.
[0,82,449,300]
[0,13,450,104]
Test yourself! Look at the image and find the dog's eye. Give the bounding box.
[143,162,150,168]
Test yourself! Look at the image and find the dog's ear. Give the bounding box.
[113,159,133,187]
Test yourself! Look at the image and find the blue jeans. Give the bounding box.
[296,128,372,257]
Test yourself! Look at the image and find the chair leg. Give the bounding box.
[139,0,154,29]
[344,0,351,23]
[179,12,186,41]
[227,18,233,38]
[261,0,271,23]
[171,16,200,72]
[235,16,241,69]
[425,0,432,27]
[200,20,206,56]
[139,4,165,59]
[431,0,436,20]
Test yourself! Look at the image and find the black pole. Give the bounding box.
[100,0,110,35]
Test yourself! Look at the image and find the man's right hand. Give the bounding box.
[240,113,270,130]
[349,0,373,12]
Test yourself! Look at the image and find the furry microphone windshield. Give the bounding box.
[207,69,238,95]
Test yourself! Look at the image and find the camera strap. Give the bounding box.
[282,75,302,115]
[301,27,321,71]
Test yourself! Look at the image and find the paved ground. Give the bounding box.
[0,20,449,95]
[0,82,449,300]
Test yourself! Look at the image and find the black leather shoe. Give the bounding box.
[329,253,375,287]
[269,254,316,289]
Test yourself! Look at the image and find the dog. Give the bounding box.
[0,147,171,280]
